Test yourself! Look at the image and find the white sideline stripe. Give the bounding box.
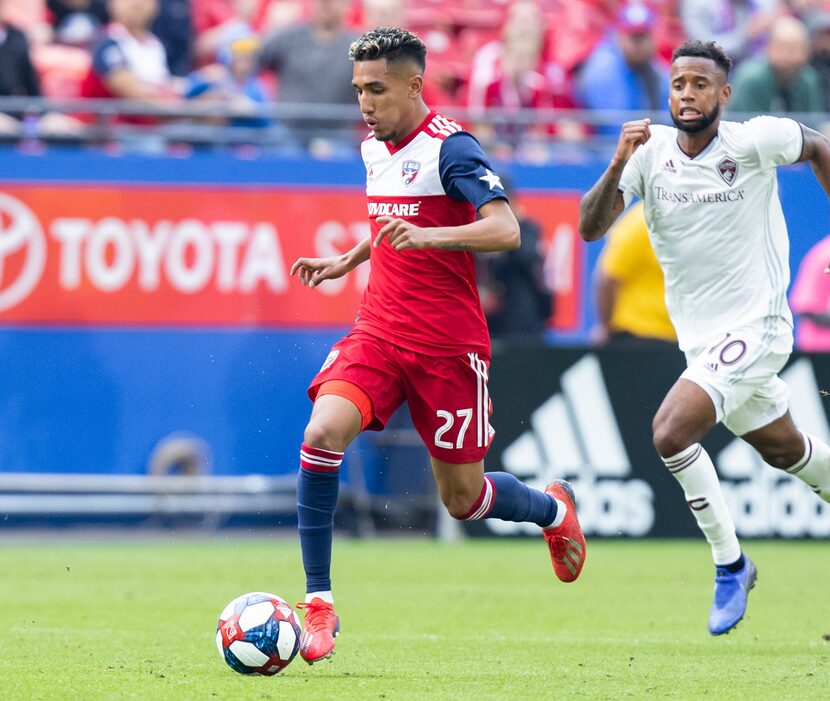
[0,493,296,515]
[0,472,293,494]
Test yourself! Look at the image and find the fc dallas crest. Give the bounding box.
[716,156,738,186]
[402,160,421,186]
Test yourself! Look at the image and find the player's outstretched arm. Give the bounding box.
[374,199,520,253]
[579,119,651,242]
[290,236,371,289]
[797,124,830,201]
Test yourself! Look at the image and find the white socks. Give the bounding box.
[661,431,830,566]
[663,443,741,566]
[305,590,334,604]
[548,499,567,528]
[787,431,830,503]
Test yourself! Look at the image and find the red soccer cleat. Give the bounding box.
[296,598,340,664]
[542,480,587,583]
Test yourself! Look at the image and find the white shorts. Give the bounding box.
[681,317,793,436]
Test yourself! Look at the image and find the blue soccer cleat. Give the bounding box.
[708,555,757,636]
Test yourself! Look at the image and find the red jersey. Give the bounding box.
[355,111,508,357]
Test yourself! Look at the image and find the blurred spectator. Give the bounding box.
[246,0,302,36]
[680,0,780,65]
[478,178,552,340]
[466,0,587,154]
[468,1,545,110]
[730,15,822,114]
[545,0,618,76]
[152,0,193,76]
[259,0,358,149]
[47,0,109,46]
[467,1,553,152]
[575,3,670,117]
[192,0,249,69]
[593,201,677,349]
[185,28,271,127]
[2,0,52,42]
[0,2,83,138]
[544,0,685,71]
[650,0,687,64]
[7,0,92,101]
[0,2,41,135]
[412,0,481,108]
[80,0,183,113]
[808,11,830,112]
[790,233,830,352]
[360,0,402,28]
[0,10,41,99]
[789,0,830,26]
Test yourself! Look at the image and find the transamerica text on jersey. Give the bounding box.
[654,186,746,204]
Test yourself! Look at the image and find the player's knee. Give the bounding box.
[303,421,348,454]
[652,419,689,459]
[758,444,802,470]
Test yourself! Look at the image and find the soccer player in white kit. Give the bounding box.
[579,40,830,636]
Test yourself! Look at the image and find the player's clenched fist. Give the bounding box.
[374,216,430,251]
[615,118,652,162]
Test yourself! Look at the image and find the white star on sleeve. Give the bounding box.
[479,168,503,190]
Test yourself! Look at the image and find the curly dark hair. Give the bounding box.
[672,40,733,77]
[348,27,427,71]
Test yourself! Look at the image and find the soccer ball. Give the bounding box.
[215,592,301,675]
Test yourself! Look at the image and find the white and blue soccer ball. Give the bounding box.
[215,592,301,675]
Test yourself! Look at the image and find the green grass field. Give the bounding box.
[0,536,827,700]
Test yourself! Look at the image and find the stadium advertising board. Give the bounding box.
[0,186,581,331]
[469,346,830,539]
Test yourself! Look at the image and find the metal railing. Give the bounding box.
[3,96,824,155]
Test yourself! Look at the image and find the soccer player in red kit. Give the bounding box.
[289,27,586,664]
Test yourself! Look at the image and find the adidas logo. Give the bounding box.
[487,355,655,537]
[717,358,830,537]
[562,537,583,577]
[662,159,677,173]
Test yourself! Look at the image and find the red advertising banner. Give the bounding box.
[0,184,581,329]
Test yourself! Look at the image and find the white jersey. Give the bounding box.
[618,116,803,351]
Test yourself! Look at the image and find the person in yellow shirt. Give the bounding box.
[594,201,677,348]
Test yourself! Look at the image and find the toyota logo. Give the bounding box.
[0,193,46,312]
